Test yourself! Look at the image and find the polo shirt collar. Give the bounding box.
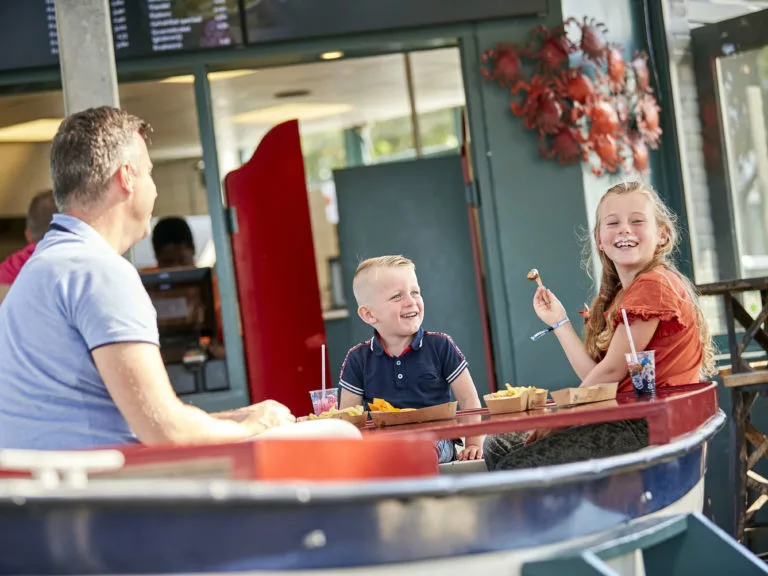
[371,326,425,356]
[50,213,119,254]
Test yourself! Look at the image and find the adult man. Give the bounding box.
[0,190,57,305]
[0,107,295,450]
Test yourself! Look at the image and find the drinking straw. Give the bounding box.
[321,344,326,398]
[621,308,638,363]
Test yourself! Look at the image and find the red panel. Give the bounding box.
[0,437,438,482]
[225,120,326,416]
[362,382,720,446]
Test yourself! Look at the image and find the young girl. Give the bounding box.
[484,181,715,471]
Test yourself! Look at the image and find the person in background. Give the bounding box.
[151,216,196,268]
[0,190,57,305]
[147,215,224,347]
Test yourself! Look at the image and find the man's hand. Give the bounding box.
[459,437,484,460]
[230,400,296,435]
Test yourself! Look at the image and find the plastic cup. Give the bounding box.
[309,388,339,415]
[625,350,656,398]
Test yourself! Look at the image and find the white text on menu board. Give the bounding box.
[148,0,233,51]
[45,0,58,56]
[112,0,129,51]
[45,0,129,55]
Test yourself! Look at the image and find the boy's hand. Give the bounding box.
[459,436,484,460]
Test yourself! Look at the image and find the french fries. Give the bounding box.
[490,383,547,399]
[368,398,416,412]
[307,405,365,420]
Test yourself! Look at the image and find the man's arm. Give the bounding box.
[92,342,294,445]
[0,283,10,306]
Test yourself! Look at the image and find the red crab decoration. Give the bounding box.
[611,94,631,129]
[539,126,586,166]
[552,67,595,104]
[631,51,652,93]
[480,43,525,87]
[526,24,575,71]
[568,16,608,63]
[627,133,649,173]
[604,44,626,93]
[480,16,664,176]
[635,94,662,148]
[511,76,567,136]
[586,134,623,176]
[573,96,620,137]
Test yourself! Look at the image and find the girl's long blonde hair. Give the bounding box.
[583,181,715,378]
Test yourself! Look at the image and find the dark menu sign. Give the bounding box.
[0,0,243,73]
[244,0,547,44]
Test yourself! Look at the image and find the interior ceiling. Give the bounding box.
[688,0,768,27]
[0,48,465,162]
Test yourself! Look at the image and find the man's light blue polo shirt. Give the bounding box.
[0,214,159,449]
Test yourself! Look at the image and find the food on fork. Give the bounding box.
[527,268,544,288]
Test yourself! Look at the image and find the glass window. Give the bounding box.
[119,78,213,270]
[209,47,466,312]
[0,88,63,261]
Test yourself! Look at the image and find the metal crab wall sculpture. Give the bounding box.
[480,17,662,176]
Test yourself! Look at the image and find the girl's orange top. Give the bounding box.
[609,266,703,393]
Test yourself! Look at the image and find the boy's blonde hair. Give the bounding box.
[584,181,715,378]
[353,255,415,305]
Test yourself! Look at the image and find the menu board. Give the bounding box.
[244,0,547,45]
[0,0,243,73]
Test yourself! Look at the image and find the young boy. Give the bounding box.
[338,255,484,463]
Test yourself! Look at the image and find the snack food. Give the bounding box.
[307,405,365,419]
[368,398,416,412]
[369,401,457,427]
[527,268,544,288]
[485,383,549,413]
[300,405,369,428]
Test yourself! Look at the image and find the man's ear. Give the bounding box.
[358,305,376,325]
[24,229,32,244]
[115,163,134,197]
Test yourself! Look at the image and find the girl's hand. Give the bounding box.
[533,286,568,326]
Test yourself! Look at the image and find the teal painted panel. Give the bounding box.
[471,15,594,390]
[325,317,352,389]
[334,155,492,397]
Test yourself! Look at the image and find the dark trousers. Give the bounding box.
[483,420,649,471]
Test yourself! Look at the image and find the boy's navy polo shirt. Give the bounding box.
[338,327,468,409]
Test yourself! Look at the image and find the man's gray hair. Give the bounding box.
[50,106,150,211]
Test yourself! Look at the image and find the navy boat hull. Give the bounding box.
[0,412,725,575]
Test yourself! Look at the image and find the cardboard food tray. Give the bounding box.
[370,401,457,428]
[550,383,618,407]
[335,411,369,428]
[528,389,549,409]
[484,390,530,414]
[297,411,369,428]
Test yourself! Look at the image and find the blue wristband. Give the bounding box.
[530,317,570,341]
